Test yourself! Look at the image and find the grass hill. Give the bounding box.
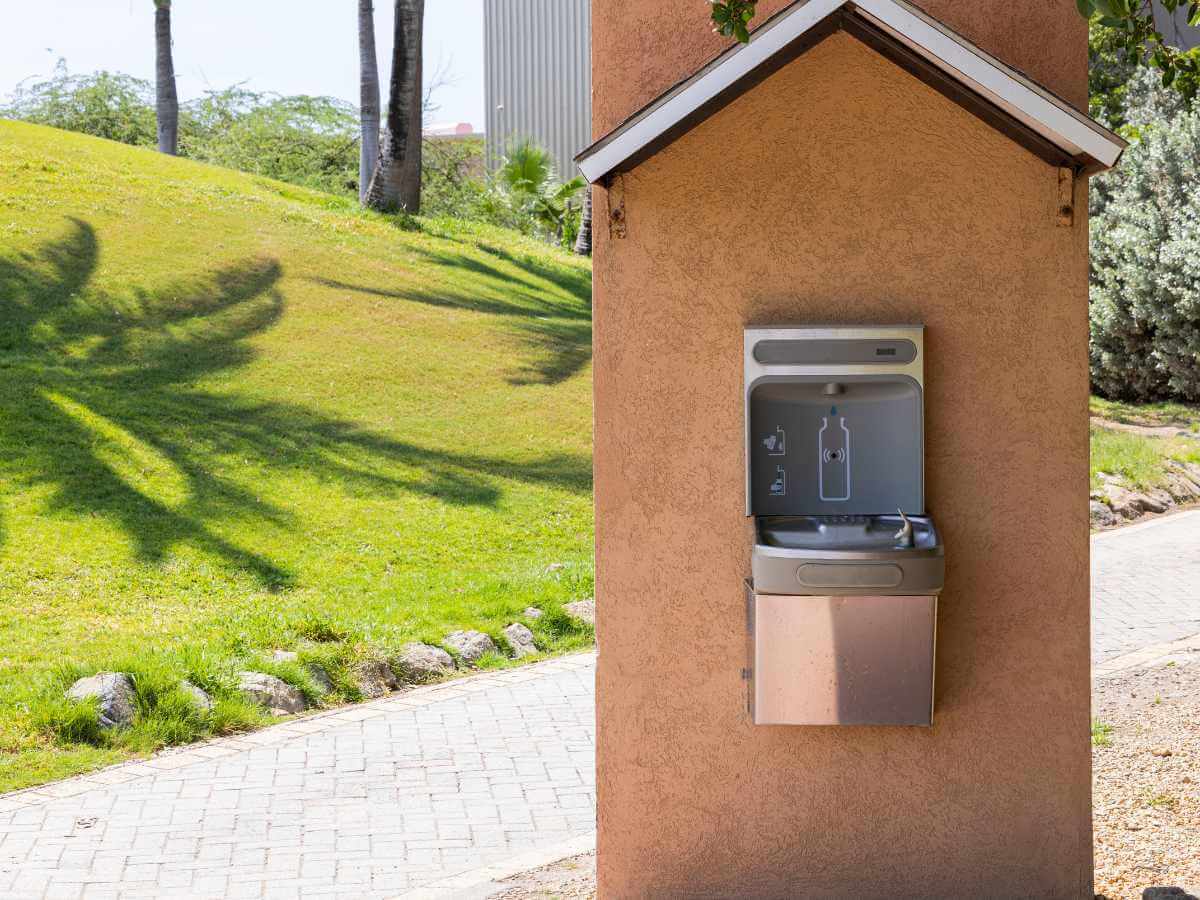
[0,120,594,791]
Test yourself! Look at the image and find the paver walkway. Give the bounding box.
[0,655,595,900]
[1092,509,1200,663]
[3,512,1200,899]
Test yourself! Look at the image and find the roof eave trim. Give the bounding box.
[575,0,1126,183]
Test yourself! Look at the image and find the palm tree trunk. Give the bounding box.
[154,0,179,155]
[574,187,592,256]
[366,0,424,214]
[358,0,381,205]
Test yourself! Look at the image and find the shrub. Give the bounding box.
[1089,108,1200,402]
[1,65,158,146]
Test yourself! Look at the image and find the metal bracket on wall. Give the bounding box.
[606,174,627,239]
[1057,167,1076,227]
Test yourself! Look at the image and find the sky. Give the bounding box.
[0,1,486,129]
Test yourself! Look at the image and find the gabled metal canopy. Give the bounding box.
[575,0,1126,183]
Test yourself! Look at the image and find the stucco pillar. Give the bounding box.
[591,4,1091,897]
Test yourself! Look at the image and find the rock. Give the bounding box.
[523,607,544,619]
[356,659,399,699]
[237,672,306,714]
[504,623,538,658]
[545,562,566,573]
[394,642,454,682]
[1090,500,1118,528]
[306,663,334,694]
[66,672,136,730]
[1143,888,1198,900]
[1164,472,1198,503]
[1103,484,1154,519]
[180,681,213,713]
[563,599,595,626]
[444,630,497,664]
[1144,489,1172,514]
[271,649,298,663]
[1151,747,1173,757]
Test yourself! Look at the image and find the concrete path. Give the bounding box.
[2,512,1200,898]
[0,655,595,900]
[1092,509,1200,663]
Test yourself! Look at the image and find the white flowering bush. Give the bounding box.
[1090,107,1200,401]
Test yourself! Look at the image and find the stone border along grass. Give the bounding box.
[1091,459,1200,530]
[38,600,596,776]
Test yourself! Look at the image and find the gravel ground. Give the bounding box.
[488,657,1200,899]
[490,852,596,899]
[1094,655,1200,900]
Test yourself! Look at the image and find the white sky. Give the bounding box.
[0,1,485,129]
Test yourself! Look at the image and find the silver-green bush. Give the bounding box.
[1090,103,1200,401]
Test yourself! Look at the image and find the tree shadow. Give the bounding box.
[309,239,592,387]
[0,219,593,586]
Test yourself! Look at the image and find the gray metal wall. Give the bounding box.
[483,0,591,178]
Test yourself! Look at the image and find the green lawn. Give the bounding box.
[0,121,594,791]
[1090,397,1200,490]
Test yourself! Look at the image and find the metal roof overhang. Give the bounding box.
[575,0,1127,183]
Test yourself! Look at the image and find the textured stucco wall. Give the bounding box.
[591,0,1086,135]
[591,28,1092,899]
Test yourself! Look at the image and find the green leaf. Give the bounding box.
[1164,65,1178,86]
[1076,0,1095,15]
[733,21,750,42]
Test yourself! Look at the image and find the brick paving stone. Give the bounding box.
[1093,511,1200,662]
[0,654,594,899]
[3,516,1194,899]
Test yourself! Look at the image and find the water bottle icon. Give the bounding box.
[818,410,850,502]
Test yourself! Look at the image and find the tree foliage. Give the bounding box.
[2,65,158,146]
[1076,0,1200,99]
[183,88,360,196]
[1090,107,1200,401]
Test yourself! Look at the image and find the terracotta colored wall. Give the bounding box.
[591,29,1092,900]
[591,0,1086,135]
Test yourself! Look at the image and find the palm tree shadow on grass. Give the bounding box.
[0,219,592,588]
[309,240,593,386]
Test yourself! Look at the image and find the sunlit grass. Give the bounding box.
[0,121,595,792]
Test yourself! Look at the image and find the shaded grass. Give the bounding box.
[1091,396,1200,431]
[0,121,594,792]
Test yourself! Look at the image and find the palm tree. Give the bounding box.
[366,0,424,213]
[574,187,592,257]
[153,0,179,155]
[495,139,585,245]
[358,0,381,205]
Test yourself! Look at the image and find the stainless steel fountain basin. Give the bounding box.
[752,514,944,596]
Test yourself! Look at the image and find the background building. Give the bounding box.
[483,0,591,178]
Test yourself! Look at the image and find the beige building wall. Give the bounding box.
[590,20,1092,900]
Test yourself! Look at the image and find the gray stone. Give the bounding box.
[1090,500,1118,528]
[1103,484,1149,520]
[237,671,307,714]
[523,607,544,619]
[356,659,399,699]
[306,663,335,694]
[444,630,497,664]
[180,681,213,713]
[503,623,538,658]
[563,599,595,626]
[1143,888,1198,900]
[1142,490,1172,514]
[394,642,454,682]
[66,672,136,730]
[271,650,298,663]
